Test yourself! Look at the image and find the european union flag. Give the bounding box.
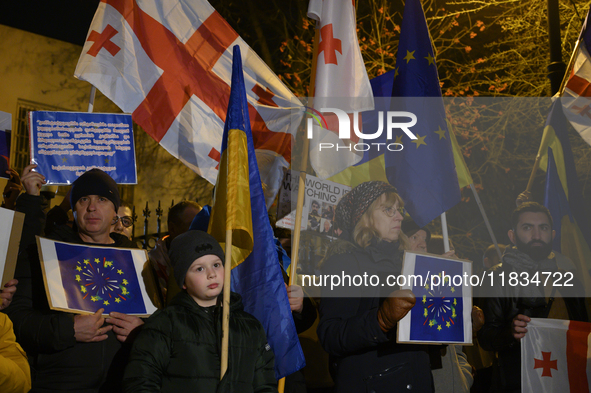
[209,45,305,379]
[385,0,461,227]
[409,255,464,343]
[340,0,461,227]
[55,242,146,314]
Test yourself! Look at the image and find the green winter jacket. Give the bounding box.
[123,290,277,393]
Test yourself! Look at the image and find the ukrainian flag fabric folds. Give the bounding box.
[208,45,305,379]
[542,102,591,293]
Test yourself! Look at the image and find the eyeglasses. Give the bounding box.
[382,206,405,217]
[116,216,134,228]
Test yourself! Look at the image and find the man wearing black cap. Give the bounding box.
[6,164,143,393]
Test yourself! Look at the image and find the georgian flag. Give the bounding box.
[521,318,591,392]
[307,0,374,179]
[561,8,591,147]
[74,0,303,206]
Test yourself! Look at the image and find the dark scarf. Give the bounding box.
[503,245,557,314]
[502,245,557,273]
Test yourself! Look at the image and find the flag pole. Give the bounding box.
[289,24,320,284]
[279,19,320,393]
[557,39,580,97]
[469,184,503,260]
[87,86,96,113]
[220,229,233,380]
[440,212,450,253]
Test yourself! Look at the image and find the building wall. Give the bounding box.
[0,24,213,237]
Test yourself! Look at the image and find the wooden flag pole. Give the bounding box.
[279,21,321,393]
[289,24,320,285]
[220,229,233,380]
[557,39,579,97]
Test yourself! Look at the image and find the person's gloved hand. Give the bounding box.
[377,289,416,332]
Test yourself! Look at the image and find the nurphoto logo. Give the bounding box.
[305,106,418,152]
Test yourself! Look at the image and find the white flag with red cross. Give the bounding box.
[561,8,591,147]
[74,0,303,205]
[521,318,591,392]
[306,0,374,179]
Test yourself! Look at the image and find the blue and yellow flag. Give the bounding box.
[330,0,462,227]
[208,45,305,379]
[542,102,591,293]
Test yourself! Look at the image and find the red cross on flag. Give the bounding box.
[74,0,303,205]
[561,8,591,147]
[521,318,591,393]
[306,0,374,179]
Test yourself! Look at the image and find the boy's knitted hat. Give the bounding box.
[70,169,120,211]
[169,230,225,287]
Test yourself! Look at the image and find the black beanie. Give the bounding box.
[70,169,120,211]
[401,217,431,243]
[169,230,225,287]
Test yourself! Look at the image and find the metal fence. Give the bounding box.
[131,200,174,250]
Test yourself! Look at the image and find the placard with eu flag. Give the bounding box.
[37,237,157,316]
[397,252,472,345]
[29,111,137,184]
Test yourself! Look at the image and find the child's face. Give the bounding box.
[183,254,224,307]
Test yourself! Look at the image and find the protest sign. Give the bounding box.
[0,207,24,287]
[0,111,11,179]
[37,237,157,316]
[397,251,473,345]
[29,111,137,184]
[276,170,350,236]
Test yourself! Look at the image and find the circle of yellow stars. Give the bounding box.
[74,257,129,306]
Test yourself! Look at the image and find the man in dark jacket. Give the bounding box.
[6,165,143,393]
[477,202,588,393]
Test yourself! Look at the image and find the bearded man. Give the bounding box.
[477,202,588,393]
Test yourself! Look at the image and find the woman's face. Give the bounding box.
[408,229,428,252]
[370,194,404,242]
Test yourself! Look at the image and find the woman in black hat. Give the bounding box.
[317,181,433,392]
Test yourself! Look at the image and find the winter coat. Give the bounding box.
[477,247,588,391]
[317,238,434,393]
[5,193,135,393]
[0,313,31,393]
[123,290,277,393]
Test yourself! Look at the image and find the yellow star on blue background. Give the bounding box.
[411,134,427,148]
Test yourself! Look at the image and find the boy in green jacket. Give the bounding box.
[123,230,277,392]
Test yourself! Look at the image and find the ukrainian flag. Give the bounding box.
[541,102,591,295]
[208,45,305,379]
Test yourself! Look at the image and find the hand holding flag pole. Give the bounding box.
[212,45,305,383]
